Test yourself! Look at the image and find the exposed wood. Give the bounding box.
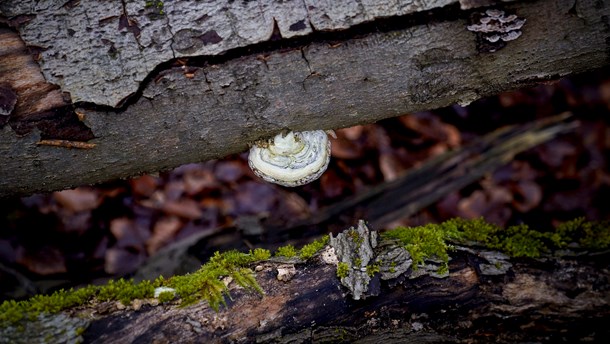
[0,28,93,141]
[0,0,609,196]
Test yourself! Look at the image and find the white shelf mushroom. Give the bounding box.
[248,130,331,187]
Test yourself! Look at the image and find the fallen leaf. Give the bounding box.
[130,175,159,197]
[16,246,67,275]
[161,199,203,220]
[512,181,543,213]
[109,217,150,250]
[147,216,183,254]
[183,169,217,195]
[53,188,100,212]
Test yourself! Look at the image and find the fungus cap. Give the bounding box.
[248,130,331,187]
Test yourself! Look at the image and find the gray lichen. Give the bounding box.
[330,220,452,300]
[0,313,88,344]
[330,220,378,300]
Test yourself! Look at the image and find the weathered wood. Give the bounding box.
[0,0,608,196]
[5,241,608,343]
[0,28,94,141]
[0,0,459,106]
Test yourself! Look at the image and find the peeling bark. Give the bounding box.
[0,0,608,196]
[0,28,93,141]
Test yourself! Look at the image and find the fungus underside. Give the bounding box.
[1,218,608,328]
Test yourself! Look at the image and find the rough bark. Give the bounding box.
[0,0,609,196]
[4,237,609,343]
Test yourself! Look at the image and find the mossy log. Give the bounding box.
[0,0,609,196]
[2,219,609,343]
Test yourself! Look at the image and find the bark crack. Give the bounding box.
[300,47,315,91]
[164,13,176,59]
[119,0,144,50]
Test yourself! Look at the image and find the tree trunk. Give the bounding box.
[0,0,608,197]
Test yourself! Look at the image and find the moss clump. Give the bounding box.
[251,248,271,261]
[275,244,298,258]
[383,223,458,272]
[0,279,153,327]
[96,278,156,305]
[366,264,380,277]
[337,262,350,279]
[552,217,610,250]
[166,250,264,310]
[157,291,175,303]
[275,235,329,260]
[144,1,164,14]
[0,236,332,327]
[383,217,610,272]
[299,235,329,260]
[0,248,271,327]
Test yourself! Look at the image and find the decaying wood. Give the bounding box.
[0,28,93,140]
[3,227,608,343]
[0,0,609,196]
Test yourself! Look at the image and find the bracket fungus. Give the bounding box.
[248,130,331,187]
[467,9,526,52]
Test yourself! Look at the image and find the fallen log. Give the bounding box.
[0,0,608,196]
[1,219,609,343]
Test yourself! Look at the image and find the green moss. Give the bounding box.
[0,238,326,327]
[275,244,298,258]
[250,248,271,261]
[382,217,610,273]
[337,262,350,279]
[366,264,380,277]
[96,278,155,305]
[383,223,456,272]
[157,291,175,303]
[0,248,270,327]
[299,235,329,260]
[347,228,364,245]
[4,218,606,328]
[166,250,264,311]
[274,236,329,260]
[144,1,165,17]
[554,217,610,250]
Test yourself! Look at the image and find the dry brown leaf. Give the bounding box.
[183,169,217,195]
[130,175,159,197]
[234,181,278,214]
[109,217,150,250]
[16,246,67,275]
[53,188,100,213]
[512,181,543,213]
[161,199,203,220]
[147,216,183,254]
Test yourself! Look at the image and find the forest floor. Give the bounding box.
[1,68,609,301]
